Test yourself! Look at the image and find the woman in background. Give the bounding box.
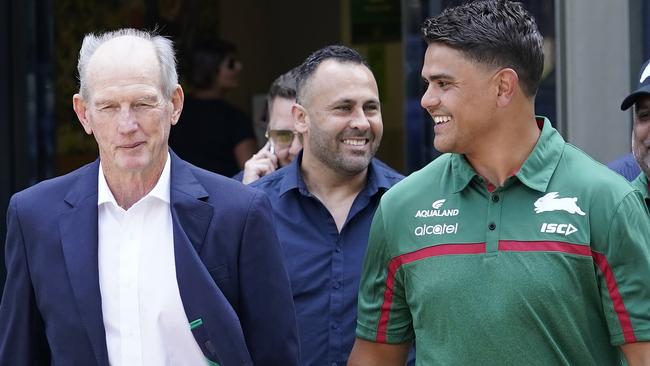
[170,39,257,176]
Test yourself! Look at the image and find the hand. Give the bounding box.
[242,142,278,184]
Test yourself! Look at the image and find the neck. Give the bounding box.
[300,151,368,232]
[300,152,368,199]
[465,110,540,187]
[102,158,166,210]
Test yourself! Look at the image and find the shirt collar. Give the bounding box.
[450,117,564,193]
[632,172,650,202]
[97,152,171,206]
[278,151,305,197]
[278,150,393,197]
[364,159,397,196]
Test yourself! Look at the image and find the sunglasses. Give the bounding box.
[226,57,240,70]
[265,129,301,148]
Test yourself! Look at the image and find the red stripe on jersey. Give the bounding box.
[376,243,486,343]
[591,251,637,343]
[500,240,637,343]
[498,240,591,256]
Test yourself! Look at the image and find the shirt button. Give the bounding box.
[491,194,500,203]
[332,363,338,366]
[333,281,340,289]
[335,246,341,253]
[331,324,338,329]
[488,222,496,230]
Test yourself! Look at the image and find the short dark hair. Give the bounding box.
[422,0,543,97]
[267,66,299,112]
[186,39,237,89]
[295,45,369,103]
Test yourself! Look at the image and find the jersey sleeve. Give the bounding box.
[595,190,650,346]
[356,202,414,344]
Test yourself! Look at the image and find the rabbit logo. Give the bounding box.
[534,192,586,215]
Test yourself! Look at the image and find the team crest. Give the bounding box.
[534,192,586,215]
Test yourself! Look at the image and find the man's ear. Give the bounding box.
[494,68,519,107]
[170,85,184,126]
[73,94,93,135]
[293,103,309,134]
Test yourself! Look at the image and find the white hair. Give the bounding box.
[76,28,178,100]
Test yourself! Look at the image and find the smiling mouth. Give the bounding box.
[342,138,369,146]
[433,115,451,125]
[120,142,144,149]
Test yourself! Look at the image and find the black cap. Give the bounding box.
[621,59,650,110]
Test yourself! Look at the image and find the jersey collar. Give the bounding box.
[450,117,564,193]
[631,172,650,205]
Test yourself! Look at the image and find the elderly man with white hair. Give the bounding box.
[0,29,299,366]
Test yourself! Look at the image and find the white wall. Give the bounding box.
[558,0,632,163]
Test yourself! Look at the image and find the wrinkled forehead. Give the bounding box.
[85,36,161,91]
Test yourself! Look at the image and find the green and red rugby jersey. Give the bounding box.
[356,119,650,365]
[631,173,650,209]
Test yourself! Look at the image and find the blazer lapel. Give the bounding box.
[59,161,109,366]
[169,153,253,365]
[169,154,212,254]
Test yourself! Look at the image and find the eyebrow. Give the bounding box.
[93,98,115,106]
[422,73,455,82]
[327,97,380,107]
[636,105,650,113]
[93,95,158,106]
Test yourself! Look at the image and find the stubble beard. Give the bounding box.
[633,139,650,177]
[309,129,377,176]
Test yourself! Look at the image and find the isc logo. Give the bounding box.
[540,223,578,236]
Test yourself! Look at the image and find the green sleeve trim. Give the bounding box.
[206,358,220,366]
[190,318,203,330]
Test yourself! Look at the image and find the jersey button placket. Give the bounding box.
[486,192,503,254]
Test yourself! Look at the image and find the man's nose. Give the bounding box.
[349,107,371,130]
[421,85,441,111]
[117,108,138,134]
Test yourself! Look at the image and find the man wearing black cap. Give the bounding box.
[621,59,650,207]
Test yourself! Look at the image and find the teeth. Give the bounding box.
[343,139,366,146]
[433,116,451,124]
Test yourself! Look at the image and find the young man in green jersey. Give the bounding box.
[622,59,650,207]
[349,1,650,365]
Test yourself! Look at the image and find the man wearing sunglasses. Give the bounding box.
[250,45,404,365]
[237,69,302,184]
[170,39,257,178]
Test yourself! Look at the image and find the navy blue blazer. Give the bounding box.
[0,152,300,366]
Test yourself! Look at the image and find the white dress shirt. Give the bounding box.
[97,153,206,366]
